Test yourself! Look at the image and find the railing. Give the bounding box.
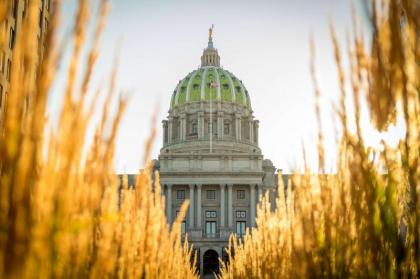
[165,136,257,147]
[186,134,198,140]
[236,233,245,239]
[203,232,220,238]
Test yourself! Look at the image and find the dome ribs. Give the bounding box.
[171,68,250,109]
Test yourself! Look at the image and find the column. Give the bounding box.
[180,113,186,141]
[235,114,242,141]
[235,118,238,139]
[255,120,259,144]
[256,185,263,218]
[220,184,225,228]
[196,184,202,229]
[198,112,204,139]
[249,119,254,143]
[189,184,195,229]
[168,117,173,144]
[217,111,223,139]
[239,118,243,140]
[250,184,256,227]
[227,184,233,228]
[162,120,168,145]
[166,184,173,224]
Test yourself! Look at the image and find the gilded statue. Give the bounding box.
[209,24,214,40]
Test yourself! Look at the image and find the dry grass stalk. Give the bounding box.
[220,0,419,278]
[0,0,196,278]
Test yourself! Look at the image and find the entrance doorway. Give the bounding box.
[203,249,219,275]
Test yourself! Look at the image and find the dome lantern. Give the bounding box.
[201,25,220,67]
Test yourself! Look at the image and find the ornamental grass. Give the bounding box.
[0,0,196,278]
[221,0,419,278]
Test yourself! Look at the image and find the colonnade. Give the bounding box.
[163,112,258,145]
[165,184,263,231]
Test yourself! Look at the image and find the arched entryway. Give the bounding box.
[203,249,219,275]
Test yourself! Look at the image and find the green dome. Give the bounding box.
[170,66,251,109]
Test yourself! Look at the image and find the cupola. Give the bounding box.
[201,25,220,67]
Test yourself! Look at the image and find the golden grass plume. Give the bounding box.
[220,0,419,278]
[0,0,197,278]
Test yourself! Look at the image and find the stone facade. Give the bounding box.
[158,29,276,276]
[0,0,50,130]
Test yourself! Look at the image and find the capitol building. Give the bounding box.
[158,28,277,276]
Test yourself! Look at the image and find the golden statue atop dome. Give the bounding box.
[209,24,214,41]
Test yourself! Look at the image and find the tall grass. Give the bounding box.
[221,0,419,278]
[0,1,196,278]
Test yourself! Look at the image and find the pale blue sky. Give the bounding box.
[52,0,402,173]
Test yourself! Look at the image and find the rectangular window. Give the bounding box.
[176,209,187,229]
[206,190,216,200]
[181,221,186,235]
[6,59,11,81]
[237,190,245,200]
[191,122,197,134]
[207,121,216,135]
[205,211,217,218]
[236,210,246,219]
[236,221,246,237]
[224,123,230,135]
[206,221,216,237]
[176,190,185,200]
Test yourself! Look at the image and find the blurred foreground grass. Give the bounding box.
[0,0,196,278]
[221,0,419,278]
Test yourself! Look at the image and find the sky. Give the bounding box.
[52,0,404,174]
